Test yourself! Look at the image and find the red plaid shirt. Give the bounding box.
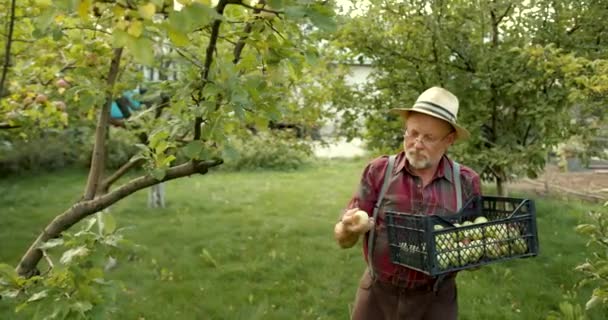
[345,151,481,288]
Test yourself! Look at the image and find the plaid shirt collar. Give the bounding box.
[394,152,455,184]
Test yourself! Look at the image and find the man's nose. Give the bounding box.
[413,138,425,149]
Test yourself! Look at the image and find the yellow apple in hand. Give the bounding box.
[353,210,369,226]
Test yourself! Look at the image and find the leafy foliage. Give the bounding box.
[330,0,608,194]
[574,202,608,312]
[0,213,140,319]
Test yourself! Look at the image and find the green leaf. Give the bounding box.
[167,25,189,47]
[112,29,132,48]
[127,20,144,38]
[585,294,600,310]
[183,140,205,160]
[102,213,117,235]
[138,3,157,20]
[27,290,48,302]
[128,37,155,66]
[268,0,284,10]
[155,140,169,154]
[183,3,214,26]
[576,224,597,235]
[159,155,176,167]
[52,27,63,41]
[203,83,221,99]
[35,8,57,31]
[200,249,218,268]
[151,168,166,181]
[284,6,307,19]
[71,301,93,314]
[38,238,65,250]
[55,0,78,11]
[168,10,190,33]
[306,8,336,33]
[77,0,92,20]
[149,129,169,149]
[0,263,18,281]
[60,246,90,264]
[0,289,20,298]
[169,2,219,33]
[84,217,97,232]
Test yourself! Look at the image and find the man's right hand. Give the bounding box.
[334,208,374,248]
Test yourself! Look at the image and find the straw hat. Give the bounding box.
[390,86,470,140]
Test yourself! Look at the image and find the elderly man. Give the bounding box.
[334,87,481,320]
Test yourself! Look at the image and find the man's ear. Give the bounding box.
[446,132,456,145]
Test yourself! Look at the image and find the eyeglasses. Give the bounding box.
[403,129,453,147]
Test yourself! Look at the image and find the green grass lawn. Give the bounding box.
[0,158,605,319]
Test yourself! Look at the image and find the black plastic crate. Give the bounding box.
[385,196,539,277]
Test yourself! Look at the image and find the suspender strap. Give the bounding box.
[453,161,462,211]
[434,160,462,293]
[367,155,396,280]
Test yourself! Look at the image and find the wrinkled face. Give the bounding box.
[403,113,456,170]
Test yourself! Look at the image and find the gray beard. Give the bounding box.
[406,150,432,170]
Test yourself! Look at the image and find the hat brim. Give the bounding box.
[390,108,470,141]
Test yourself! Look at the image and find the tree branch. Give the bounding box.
[233,0,265,64]
[175,48,204,69]
[496,4,513,24]
[566,24,580,35]
[16,159,223,277]
[62,26,112,35]
[0,0,16,98]
[267,21,286,41]
[0,123,20,129]
[99,157,145,193]
[237,2,283,15]
[194,0,230,140]
[445,43,475,72]
[83,48,123,200]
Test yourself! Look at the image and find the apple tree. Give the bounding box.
[0,0,339,316]
[329,0,608,195]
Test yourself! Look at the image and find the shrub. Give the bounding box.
[221,131,313,171]
[0,127,141,176]
[0,129,85,176]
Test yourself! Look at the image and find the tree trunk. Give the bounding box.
[0,0,16,98]
[148,183,165,208]
[495,174,508,196]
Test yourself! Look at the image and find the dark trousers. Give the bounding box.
[351,270,458,320]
